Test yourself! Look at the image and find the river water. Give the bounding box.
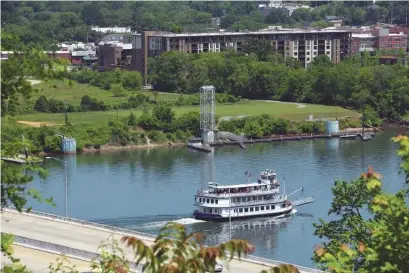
[29,130,406,268]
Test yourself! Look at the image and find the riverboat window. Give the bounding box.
[211,199,214,204]
[215,200,218,204]
[210,209,212,213]
[199,198,202,203]
[271,205,275,210]
[282,203,286,208]
[253,196,256,201]
[258,196,262,200]
[261,206,265,211]
[255,207,259,211]
[206,199,209,203]
[250,207,254,212]
[239,208,243,213]
[245,208,249,212]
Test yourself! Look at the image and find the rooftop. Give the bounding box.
[208,181,269,189]
[148,28,352,38]
[352,33,376,38]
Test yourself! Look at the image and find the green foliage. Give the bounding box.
[48,256,79,273]
[34,96,74,113]
[128,112,137,127]
[121,71,143,91]
[120,222,255,273]
[111,85,128,98]
[149,51,409,120]
[314,136,409,273]
[91,235,130,273]
[152,104,175,126]
[80,95,108,111]
[393,135,409,184]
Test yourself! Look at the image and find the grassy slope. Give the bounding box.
[18,101,359,125]
[22,79,359,125]
[33,79,184,106]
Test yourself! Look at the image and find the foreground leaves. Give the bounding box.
[314,135,409,273]
[121,222,255,273]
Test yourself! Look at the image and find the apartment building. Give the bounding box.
[138,28,352,82]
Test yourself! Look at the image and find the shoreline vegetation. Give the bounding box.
[38,126,387,155]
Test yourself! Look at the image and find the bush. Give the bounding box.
[80,95,108,111]
[121,71,143,91]
[147,130,167,143]
[34,96,74,113]
[111,84,128,97]
[128,112,137,126]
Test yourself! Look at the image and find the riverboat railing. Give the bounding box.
[196,188,279,197]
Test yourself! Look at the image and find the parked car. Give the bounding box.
[205,263,223,272]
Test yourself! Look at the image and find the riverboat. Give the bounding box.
[193,169,313,221]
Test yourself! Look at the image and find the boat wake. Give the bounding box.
[136,218,205,229]
[172,218,206,225]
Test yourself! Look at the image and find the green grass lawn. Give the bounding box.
[17,101,359,126]
[33,79,186,106]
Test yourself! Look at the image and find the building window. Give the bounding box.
[326,46,330,49]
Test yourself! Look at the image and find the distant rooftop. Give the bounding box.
[352,33,376,38]
[91,27,131,34]
[148,28,352,38]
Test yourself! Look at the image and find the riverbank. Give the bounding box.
[81,141,185,153]
[46,127,380,155]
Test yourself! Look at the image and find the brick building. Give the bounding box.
[350,26,408,55]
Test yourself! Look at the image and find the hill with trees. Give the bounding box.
[2,1,409,50]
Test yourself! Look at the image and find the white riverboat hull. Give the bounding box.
[193,206,293,221]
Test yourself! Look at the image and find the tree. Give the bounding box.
[121,222,255,273]
[112,85,128,97]
[152,104,175,125]
[128,112,137,127]
[242,38,273,62]
[34,95,49,112]
[314,135,409,273]
[120,71,143,91]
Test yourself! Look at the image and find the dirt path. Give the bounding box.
[257,100,306,109]
[27,79,43,86]
[17,121,58,127]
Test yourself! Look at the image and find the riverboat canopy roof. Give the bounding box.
[208,181,270,189]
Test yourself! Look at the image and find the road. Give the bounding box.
[1,211,318,273]
[1,245,92,273]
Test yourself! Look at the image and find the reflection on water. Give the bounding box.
[29,131,404,268]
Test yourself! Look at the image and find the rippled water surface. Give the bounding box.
[30,130,406,268]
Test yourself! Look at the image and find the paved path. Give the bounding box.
[1,210,321,273]
[1,245,92,273]
[257,100,306,109]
